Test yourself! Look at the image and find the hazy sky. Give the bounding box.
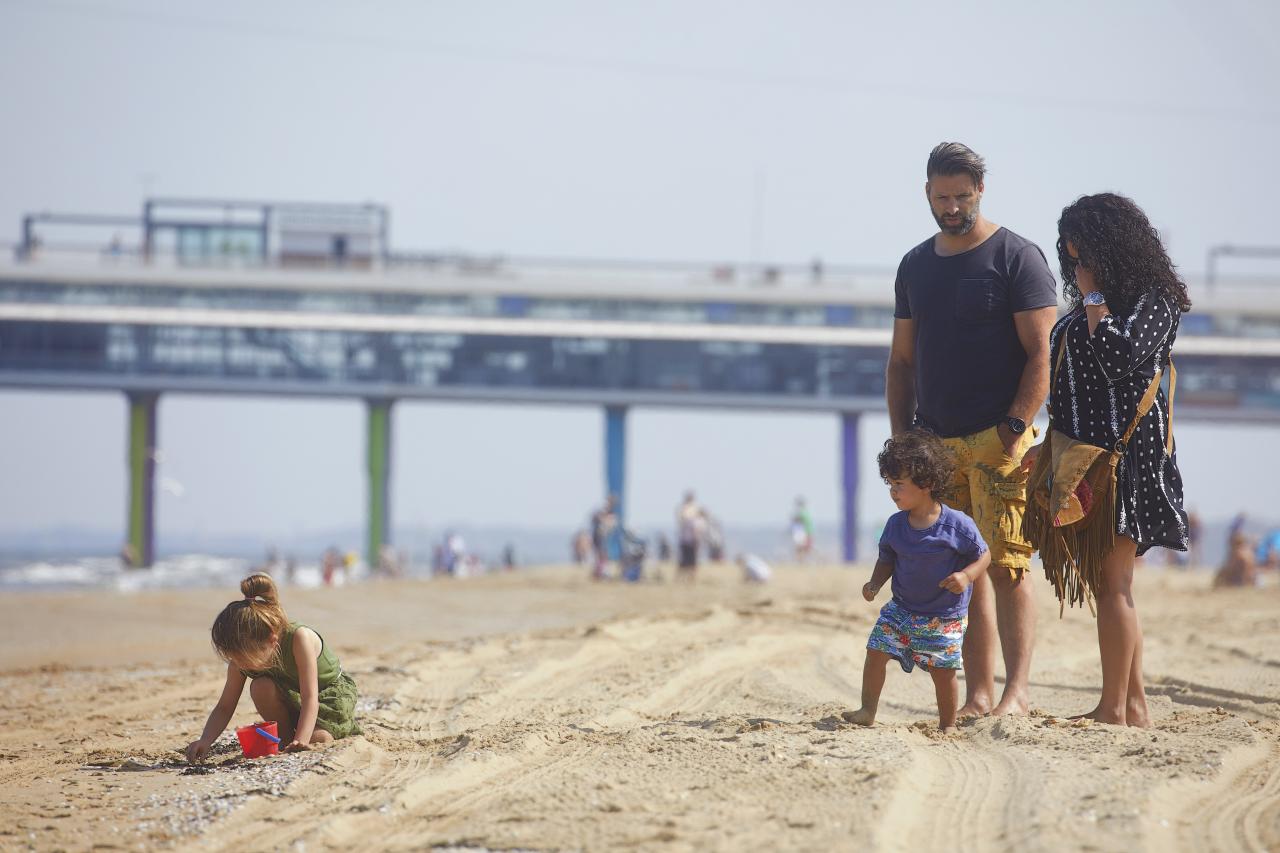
[2,1,1278,548]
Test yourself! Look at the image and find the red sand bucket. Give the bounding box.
[235,721,281,758]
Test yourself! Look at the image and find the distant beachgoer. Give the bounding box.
[847,430,989,734]
[377,544,402,578]
[656,533,672,562]
[285,556,297,585]
[590,495,618,580]
[185,573,360,764]
[1186,510,1203,568]
[676,491,703,579]
[119,542,138,570]
[1257,529,1280,571]
[445,532,466,576]
[790,497,814,562]
[321,547,340,586]
[1215,533,1259,588]
[705,514,726,562]
[503,543,517,571]
[571,529,592,565]
[738,553,772,584]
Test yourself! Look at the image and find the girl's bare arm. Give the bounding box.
[288,627,324,748]
[187,664,246,762]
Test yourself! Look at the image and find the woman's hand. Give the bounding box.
[1019,442,1042,474]
[185,738,211,764]
[861,582,879,602]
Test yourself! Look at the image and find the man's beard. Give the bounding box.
[934,206,978,236]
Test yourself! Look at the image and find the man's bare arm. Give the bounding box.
[1007,307,1056,423]
[885,317,917,436]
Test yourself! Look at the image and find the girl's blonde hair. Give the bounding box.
[210,573,289,666]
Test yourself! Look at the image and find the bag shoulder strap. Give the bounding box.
[1119,357,1172,451]
[1047,331,1067,427]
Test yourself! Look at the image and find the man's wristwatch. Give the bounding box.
[1004,416,1027,435]
[1083,290,1107,306]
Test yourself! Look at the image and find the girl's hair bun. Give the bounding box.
[240,572,279,604]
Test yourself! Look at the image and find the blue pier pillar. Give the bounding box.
[125,391,159,568]
[366,398,394,572]
[604,406,628,556]
[840,412,860,563]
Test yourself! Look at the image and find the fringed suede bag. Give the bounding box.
[1023,334,1176,613]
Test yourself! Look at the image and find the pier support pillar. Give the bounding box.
[840,412,860,563]
[125,391,159,568]
[366,398,394,571]
[604,405,627,556]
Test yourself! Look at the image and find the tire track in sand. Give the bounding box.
[1161,738,1280,853]
[876,725,1036,852]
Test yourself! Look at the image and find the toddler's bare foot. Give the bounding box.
[842,707,876,727]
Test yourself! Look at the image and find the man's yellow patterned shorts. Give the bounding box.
[940,425,1037,579]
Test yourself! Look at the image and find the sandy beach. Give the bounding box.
[1,562,1277,852]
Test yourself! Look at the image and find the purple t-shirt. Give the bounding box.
[877,504,987,617]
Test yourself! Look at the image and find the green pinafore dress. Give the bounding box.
[242,622,361,739]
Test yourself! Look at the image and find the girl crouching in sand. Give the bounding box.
[185,573,360,762]
[847,430,990,733]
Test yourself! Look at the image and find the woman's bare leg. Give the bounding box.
[1125,606,1150,727]
[1084,536,1140,725]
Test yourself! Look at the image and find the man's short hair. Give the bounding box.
[927,142,986,186]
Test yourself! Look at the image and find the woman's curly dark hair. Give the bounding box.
[877,428,956,495]
[1056,192,1192,318]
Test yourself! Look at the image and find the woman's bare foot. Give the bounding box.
[956,700,991,719]
[842,707,876,727]
[1070,705,1125,726]
[940,725,959,735]
[1125,698,1150,728]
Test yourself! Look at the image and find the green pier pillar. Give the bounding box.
[365,398,394,571]
[125,391,159,568]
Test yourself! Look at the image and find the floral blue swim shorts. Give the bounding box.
[866,599,967,673]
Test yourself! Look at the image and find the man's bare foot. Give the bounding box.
[990,694,1030,717]
[842,707,876,727]
[940,725,959,735]
[956,700,991,719]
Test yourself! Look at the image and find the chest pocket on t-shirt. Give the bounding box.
[954,278,1005,324]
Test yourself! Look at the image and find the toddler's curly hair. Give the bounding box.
[877,428,956,495]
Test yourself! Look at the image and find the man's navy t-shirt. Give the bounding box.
[894,228,1058,438]
[878,504,987,618]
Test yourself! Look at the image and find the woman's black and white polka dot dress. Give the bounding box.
[1047,289,1189,556]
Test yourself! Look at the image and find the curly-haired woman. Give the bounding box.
[1021,192,1190,727]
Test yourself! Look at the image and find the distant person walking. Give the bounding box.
[1023,192,1191,726]
[590,495,618,580]
[790,497,814,561]
[886,142,1058,718]
[676,491,703,579]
